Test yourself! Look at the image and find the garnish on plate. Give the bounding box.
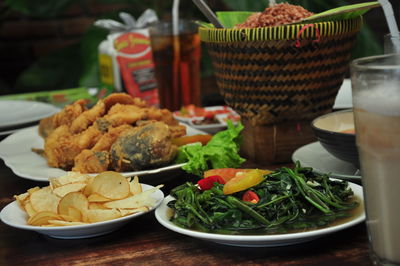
[175,121,245,176]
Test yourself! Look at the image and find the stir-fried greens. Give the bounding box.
[168,163,358,234]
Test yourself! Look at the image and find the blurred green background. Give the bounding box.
[0,0,392,95]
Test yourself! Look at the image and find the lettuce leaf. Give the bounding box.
[176,120,246,177]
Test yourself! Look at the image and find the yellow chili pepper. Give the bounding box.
[223,169,270,195]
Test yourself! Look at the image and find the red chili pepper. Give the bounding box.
[242,190,260,204]
[203,112,215,120]
[197,175,226,190]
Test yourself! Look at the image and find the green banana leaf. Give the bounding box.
[216,11,254,28]
[215,1,381,28]
[302,1,380,22]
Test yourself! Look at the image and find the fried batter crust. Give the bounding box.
[70,100,106,134]
[39,99,88,138]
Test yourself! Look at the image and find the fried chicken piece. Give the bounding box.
[136,119,186,139]
[39,99,88,138]
[72,124,134,173]
[72,150,110,173]
[145,107,186,138]
[40,93,186,172]
[44,125,82,169]
[110,122,178,172]
[70,100,106,134]
[96,104,149,129]
[92,124,134,151]
[103,93,148,111]
[38,116,56,138]
[44,124,103,169]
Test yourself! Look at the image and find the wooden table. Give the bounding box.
[0,159,373,266]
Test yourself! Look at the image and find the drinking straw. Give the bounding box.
[192,0,224,28]
[172,0,181,108]
[378,0,400,53]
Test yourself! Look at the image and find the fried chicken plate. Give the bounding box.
[39,93,186,173]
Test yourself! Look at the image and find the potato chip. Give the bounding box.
[58,192,88,216]
[85,209,121,223]
[87,193,110,203]
[129,176,142,195]
[89,202,107,210]
[67,206,83,222]
[83,176,95,196]
[91,171,130,200]
[53,183,86,197]
[118,206,148,216]
[30,186,60,213]
[51,172,90,188]
[59,214,79,222]
[24,202,37,217]
[28,211,61,226]
[48,220,88,226]
[14,192,29,207]
[104,185,162,209]
[27,186,40,195]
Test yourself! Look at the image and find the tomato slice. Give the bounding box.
[223,169,268,195]
[197,175,225,190]
[172,134,212,146]
[242,190,260,203]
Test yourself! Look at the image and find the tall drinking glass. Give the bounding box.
[384,32,400,54]
[350,54,400,266]
[149,20,201,111]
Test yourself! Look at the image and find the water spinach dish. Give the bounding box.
[168,163,359,234]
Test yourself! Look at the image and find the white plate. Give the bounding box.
[155,182,364,247]
[173,106,237,123]
[0,128,21,136]
[292,142,361,181]
[179,107,240,134]
[0,100,59,129]
[187,120,227,135]
[0,124,204,182]
[0,184,164,239]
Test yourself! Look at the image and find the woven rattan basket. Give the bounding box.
[200,17,362,126]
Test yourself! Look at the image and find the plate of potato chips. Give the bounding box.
[0,172,164,239]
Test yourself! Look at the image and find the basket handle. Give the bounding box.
[294,24,321,48]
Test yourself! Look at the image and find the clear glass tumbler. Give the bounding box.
[350,54,400,266]
[149,20,201,111]
[384,32,400,54]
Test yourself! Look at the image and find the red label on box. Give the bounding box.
[114,31,159,106]
[114,32,150,55]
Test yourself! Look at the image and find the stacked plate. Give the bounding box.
[173,105,240,134]
[0,100,59,137]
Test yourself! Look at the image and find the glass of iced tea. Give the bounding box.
[350,54,400,266]
[149,20,201,111]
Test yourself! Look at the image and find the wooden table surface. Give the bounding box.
[0,158,373,266]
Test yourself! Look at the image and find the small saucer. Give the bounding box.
[292,142,361,181]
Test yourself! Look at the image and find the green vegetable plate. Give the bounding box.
[155,182,364,247]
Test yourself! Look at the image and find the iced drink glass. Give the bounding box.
[350,54,400,266]
[149,20,201,111]
[384,32,400,54]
